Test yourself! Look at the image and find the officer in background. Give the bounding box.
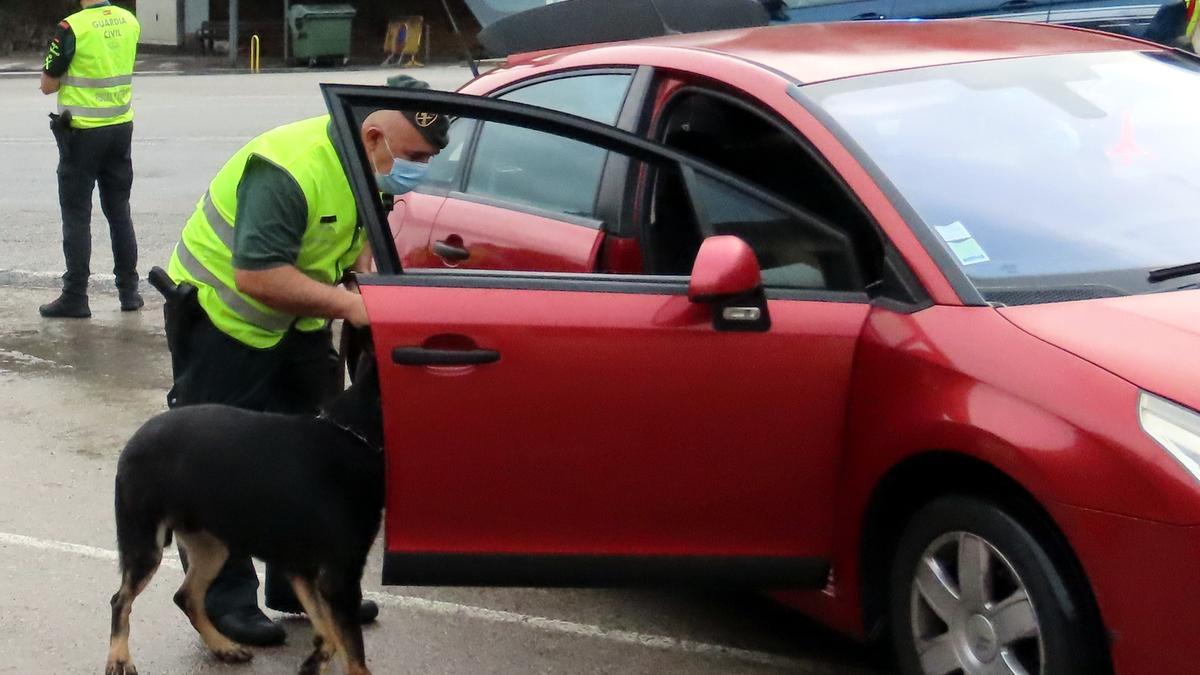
[39,0,142,318]
[159,76,448,647]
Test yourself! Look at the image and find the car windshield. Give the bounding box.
[805,51,1200,304]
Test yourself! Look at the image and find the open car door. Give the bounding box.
[325,85,871,588]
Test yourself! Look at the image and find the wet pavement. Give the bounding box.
[0,68,890,674]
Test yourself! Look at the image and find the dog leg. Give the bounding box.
[320,572,371,675]
[173,531,253,663]
[290,574,338,675]
[105,538,163,675]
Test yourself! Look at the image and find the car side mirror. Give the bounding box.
[688,236,771,332]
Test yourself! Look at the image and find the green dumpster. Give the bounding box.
[288,4,357,65]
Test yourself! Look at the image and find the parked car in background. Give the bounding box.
[336,17,1200,675]
[771,0,1168,39]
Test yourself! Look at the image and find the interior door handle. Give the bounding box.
[851,12,885,19]
[433,239,470,262]
[392,347,500,367]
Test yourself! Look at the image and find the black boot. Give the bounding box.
[119,290,144,311]
[265,596,381,624]
[211,607,287,647]
[39,293,91,318]
[203,555,286,646]
[265,568,379,623]
[267,593,379,619]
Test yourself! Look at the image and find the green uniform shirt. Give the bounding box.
[232,157,309,271]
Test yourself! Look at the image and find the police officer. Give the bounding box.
[162,76,448,646]
[39,0,142,318]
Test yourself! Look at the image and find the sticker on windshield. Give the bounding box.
[935,221,971,242]
[935,221,991,266]
[947,238,990,266]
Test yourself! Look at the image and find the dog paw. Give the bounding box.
[213,645,254,663]
[104,660,138,675]
[298,650,332,675]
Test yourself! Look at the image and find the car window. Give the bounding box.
[649,88,879,290]
[421,118,476,190]
[331,88,858,286]
[464,74,632,218]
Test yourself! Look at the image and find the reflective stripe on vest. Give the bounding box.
[201,191,236,249]
[58,5,139,129]
[172,243,295,333]
[60,74,133,88]
[169,115,362,349]
[58,102,132,118]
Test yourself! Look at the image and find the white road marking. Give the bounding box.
[0,530,809,670]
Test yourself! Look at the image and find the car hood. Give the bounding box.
[998,290,1200,410]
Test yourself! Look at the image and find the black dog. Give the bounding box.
[105,337,384,675]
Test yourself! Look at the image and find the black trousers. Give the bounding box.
[166,306,342,616]
[56,121,138,297]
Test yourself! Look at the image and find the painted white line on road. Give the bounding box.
[360,590,804,669]
[0,532,181,568]
[0,530,809,670]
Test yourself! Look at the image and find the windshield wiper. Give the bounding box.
[1148,262,1200,284]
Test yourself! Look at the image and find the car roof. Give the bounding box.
[506,19,1157,84]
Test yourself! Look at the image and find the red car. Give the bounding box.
[326,18,1200,675]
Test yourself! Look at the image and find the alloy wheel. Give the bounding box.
[909,531,1043,675]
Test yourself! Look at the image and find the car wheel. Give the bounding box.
[889,496,1105,675]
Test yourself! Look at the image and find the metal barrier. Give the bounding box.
[250,34,262,73]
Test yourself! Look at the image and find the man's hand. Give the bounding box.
[40,73,61,95]
[235,265,371,326]
[344,293,370,327]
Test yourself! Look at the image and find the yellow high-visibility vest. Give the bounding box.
[1188,0,1200,39]
[58,4,139,129]
[168,116,364,349]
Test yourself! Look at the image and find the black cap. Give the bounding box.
[386,75,450,150]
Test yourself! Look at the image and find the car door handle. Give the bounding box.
[392,347,500,367]
[851,12,885,20]
[433,239,471,262]
[998,0,1034,8]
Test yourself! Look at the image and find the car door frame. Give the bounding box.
[325,84,868,588]
[324,84,859,277]
[422,67,656,258]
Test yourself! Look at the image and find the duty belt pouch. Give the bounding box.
[48,111,73,162]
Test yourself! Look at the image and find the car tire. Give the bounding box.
[889,495,1106,675]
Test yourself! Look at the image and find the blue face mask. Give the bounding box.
[375,140,429,195]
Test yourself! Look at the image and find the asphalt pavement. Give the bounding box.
[0,66,888,674]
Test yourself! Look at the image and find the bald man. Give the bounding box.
[161,78,448,646]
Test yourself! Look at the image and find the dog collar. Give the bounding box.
[316,412,381,453]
